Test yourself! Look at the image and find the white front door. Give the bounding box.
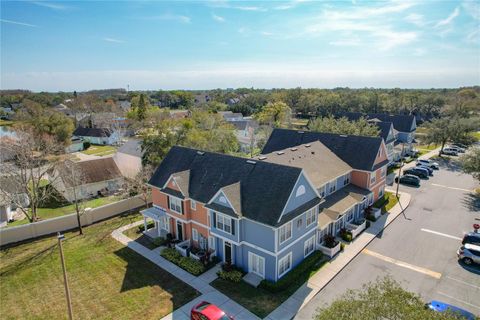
[248,252,265,278]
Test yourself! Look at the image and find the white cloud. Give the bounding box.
[103,37,125,43]
[0,19,38,27]
[32,1,71,10]
[234,6,267,11]
[261,31,273,36]
[413,48,426,56]
[375,30,418,50]
[141,14,191,24]
[329,38,361,46]
[462,0,480,20]
[466,29,479,43]
[405,13,426,27]
[207,1,267,12]
[435,7,460,27]
[212,13,225,22]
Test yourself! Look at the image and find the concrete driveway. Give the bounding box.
[295,157,480,319]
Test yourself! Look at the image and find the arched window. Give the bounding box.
[296,185,306,197]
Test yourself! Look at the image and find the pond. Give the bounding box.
[0,126,17,138]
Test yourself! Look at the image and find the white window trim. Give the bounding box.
[169,196,183,214]
[278,252,292,278]
[192,228,198,241]
[304,235,315,258]
[190,200,196,210]
[248,252,266,278]
[305,208,316,227]
[216,212,232,234]
[279,221,292,245]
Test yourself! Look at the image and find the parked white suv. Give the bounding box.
[416,159,439,170]
[457,243,480,265]
[441,148,458,156]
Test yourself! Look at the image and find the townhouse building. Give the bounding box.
[142,146,323,283]
[261,129,389,202]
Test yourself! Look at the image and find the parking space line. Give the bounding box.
[430,183,473,192]
[446,276,480,290]
[362,249,442,279]
[420,228,462,241]
[437,291,480,310]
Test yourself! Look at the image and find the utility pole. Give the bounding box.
[58,233,73,320]
[395,143,405,198]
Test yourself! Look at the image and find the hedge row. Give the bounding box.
[160,248,205,276]
[217,269,243,283]
[259,251,325,293]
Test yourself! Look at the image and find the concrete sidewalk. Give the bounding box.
[266,191,412,320]
[111,221,260,320]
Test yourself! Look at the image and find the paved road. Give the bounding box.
[296,157,480,319]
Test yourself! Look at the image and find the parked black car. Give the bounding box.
[395,174,421,186]
[404,167,429,179]
[462,232,480,246]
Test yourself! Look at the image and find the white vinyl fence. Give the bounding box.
[0,195,149,246]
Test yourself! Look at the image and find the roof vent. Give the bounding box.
[339,135,348,137]
[298,131,304,134]
[311,151,315,155]
[197,151,205,155]
[276,151,285,155]
[246,160,256,165]
[305,144,311,148]
[259,156,267,160]
[290,148,297,151]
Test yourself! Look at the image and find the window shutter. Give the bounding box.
[212,212,216,227]
[231,219,235,235]
[167,196,170,210]
[181,200,184,214]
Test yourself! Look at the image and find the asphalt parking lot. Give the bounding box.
[296,157,480,319]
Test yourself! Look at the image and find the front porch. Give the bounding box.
[140,206,170,239]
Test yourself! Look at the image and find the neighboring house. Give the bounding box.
[261,129,389,202]
[113,139,143,179]
[0,177,29,227]
[65,138,84,153]
[73,127,120,145]
[219,111,244,122]
[117,100,131,111]
[338,112,417,157]
[260,141,372,248]
[194,93,212,106]
[230,120,259,152]
[143,146,323,283]
[169,110,191,119]
[370,120,396,163]
[52,158,124,202]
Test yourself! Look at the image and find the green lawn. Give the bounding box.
[0,212,199,320]
[416,143,439,151]
[7,196,123,227]
[471,131,480,140]
[373,192,400,213]
[211,254,328,318]
[81,145,117,156]
[123,223,160,250]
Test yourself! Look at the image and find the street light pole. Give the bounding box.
[58,232,73,320]
[395,143,405,198]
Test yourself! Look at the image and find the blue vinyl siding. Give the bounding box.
[240,219,275,252]
[241,246,276,281]
[211,191,233,209]
[278,205,318,251]
[209,211,240,243]
[282,174,317,215]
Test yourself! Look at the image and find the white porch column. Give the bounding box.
[143,217,148,232]
[157,221,161,237]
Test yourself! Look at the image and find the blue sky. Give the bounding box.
[1,0,479,91]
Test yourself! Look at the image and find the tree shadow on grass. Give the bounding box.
[113,246,199,309]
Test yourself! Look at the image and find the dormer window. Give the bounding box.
[296,185,306,197]
[169,196,183,214]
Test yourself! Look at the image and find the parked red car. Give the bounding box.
[191,301,233,320]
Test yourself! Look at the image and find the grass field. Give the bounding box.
[0,213,199,320]
[373,192,399,213]
[416,143,439,151]
[8,196,122,227]
[81,145,117,156]
[212,255,327,318]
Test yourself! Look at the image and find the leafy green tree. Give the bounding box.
[425,117,477,154]
[461,147,480,182]
[137,94,147,121]
[256,101,292,127]
[315,277,461,320]
[309,116,379,137]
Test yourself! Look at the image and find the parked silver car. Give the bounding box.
[416,159,439,170]
[441,148,458,156]
[457,243,480,265]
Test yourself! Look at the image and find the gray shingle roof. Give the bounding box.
[261,129,388,172]
[338,112,415,133]
[73,127,112,138]
[148,146,308,226]
[117,139,143,157]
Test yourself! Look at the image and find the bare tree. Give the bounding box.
[56,160,87,235]
[0,129,63,222]
[125,165,153,208]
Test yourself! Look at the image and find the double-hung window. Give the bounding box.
[381,167,386,178]
[192,228,198,241]
[370,174,376,186]
[216,214,232,234]
[169,197,182,214]
[191,200,196,210]
[304,235,315,257]
[305,208,316,227]
[344,173,350,185]
[279,222,292,245]
[329,181,336,193]
[278,252,292,278]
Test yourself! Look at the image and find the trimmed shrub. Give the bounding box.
[259,251,324,293]
[366,221,371,228]
[160,248,182,264]
[340,243,345,251]
[83,141,91,150]
[341,232,352,242]
[217,269,243,283]
[138,221,155,232]
[178,257,205,276]
[152,237,167,247]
